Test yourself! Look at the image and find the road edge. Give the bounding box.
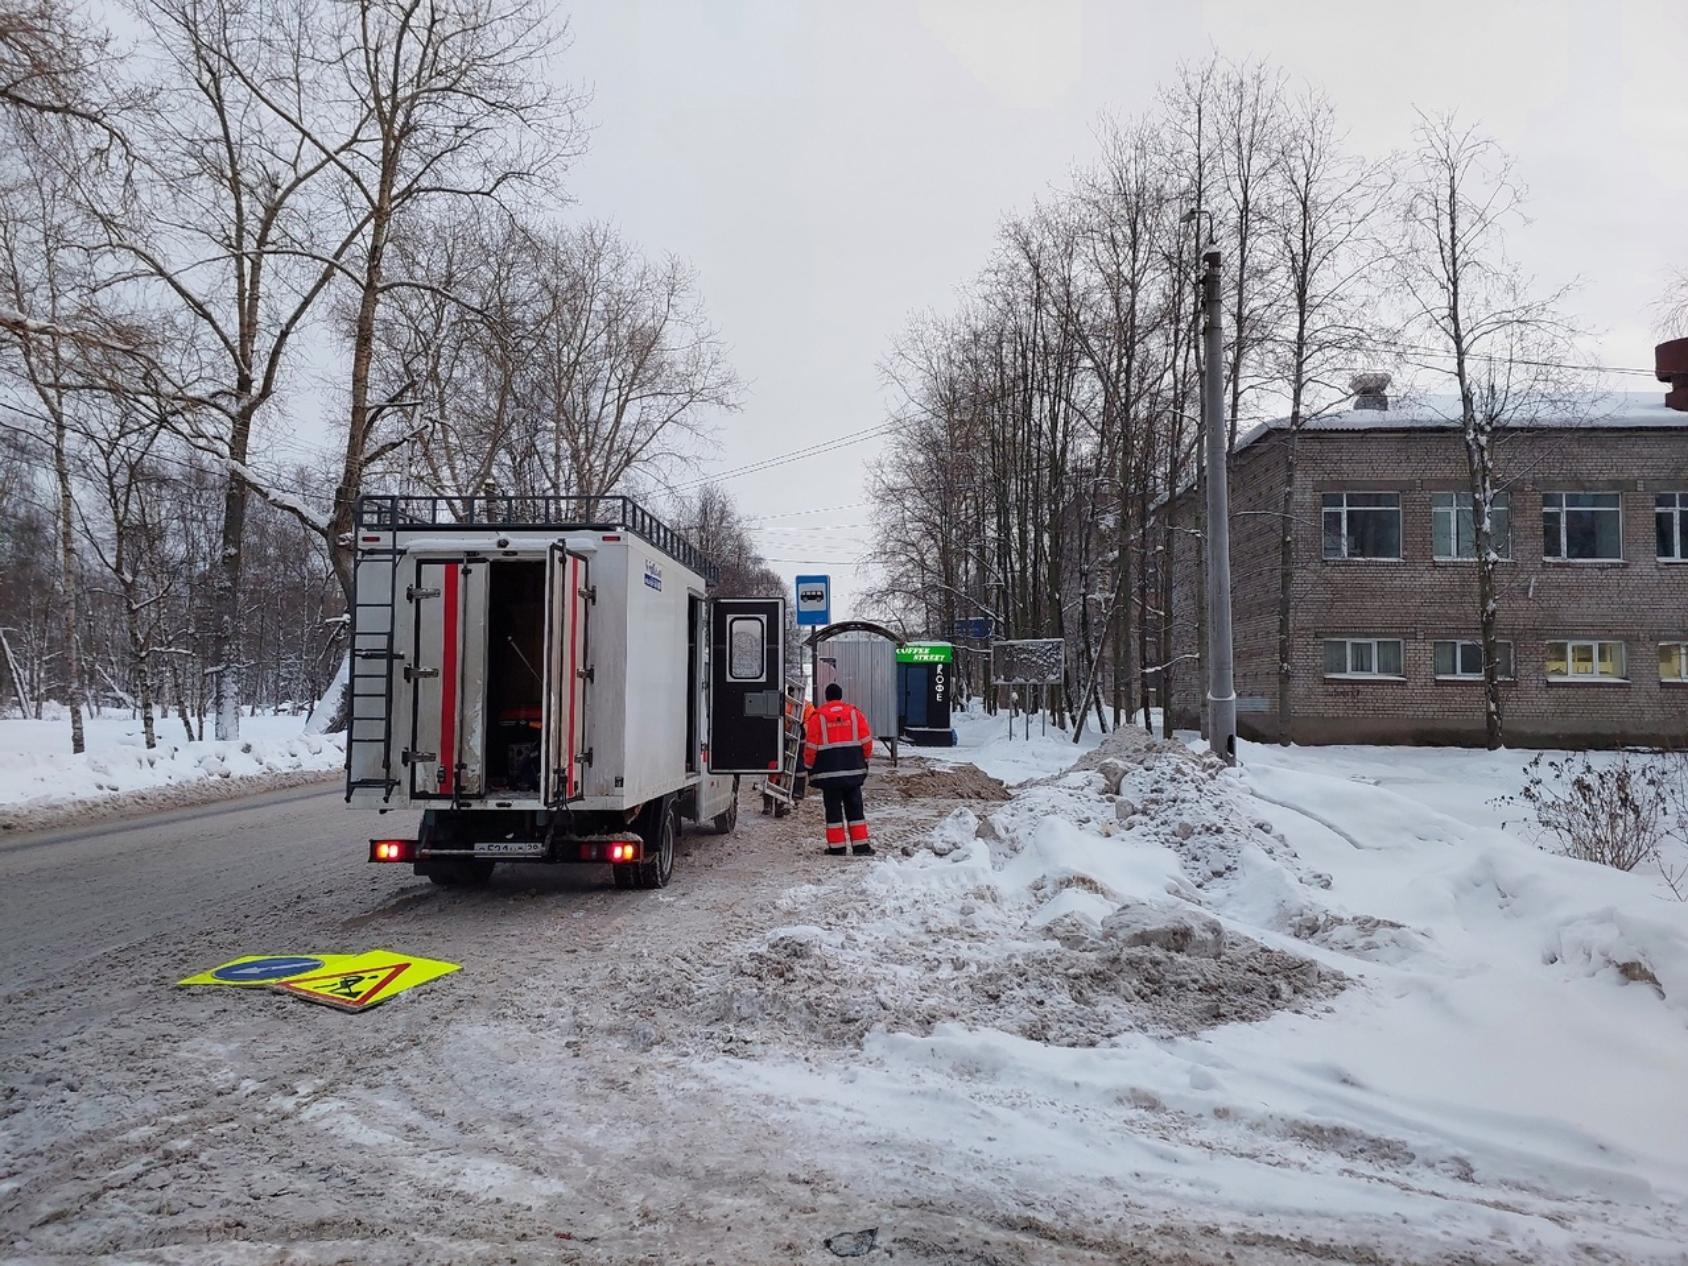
[0,767,342,836]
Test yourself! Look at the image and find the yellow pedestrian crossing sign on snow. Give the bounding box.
[270,952,460,1011]
[178,949,460,1010]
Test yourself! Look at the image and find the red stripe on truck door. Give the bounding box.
[440,564,459,796]
[565,556,579,799]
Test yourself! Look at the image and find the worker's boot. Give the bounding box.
[851,842,875,856]
[824,846,847,857]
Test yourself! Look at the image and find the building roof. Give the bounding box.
[1234,390,1688,453]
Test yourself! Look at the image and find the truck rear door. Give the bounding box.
[408,557,488,801]
[708,598,786,775]
[542,542,592,804]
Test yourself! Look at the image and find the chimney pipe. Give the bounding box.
[1350,372,1391,411]
[1656,339,1688,412]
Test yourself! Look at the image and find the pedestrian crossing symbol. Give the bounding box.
[269,951,460,1011]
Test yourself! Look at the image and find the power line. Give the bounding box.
[674,423,896,491]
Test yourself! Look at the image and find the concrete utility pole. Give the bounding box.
[1201,248,1237,764]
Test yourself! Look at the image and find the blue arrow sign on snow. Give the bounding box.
[211,956,326,982]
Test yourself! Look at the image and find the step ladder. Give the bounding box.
[345,546,403,801]
[755,681,810,818]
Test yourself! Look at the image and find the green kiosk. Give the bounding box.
[896,641,956,747]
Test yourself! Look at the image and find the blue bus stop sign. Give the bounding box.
[794,575,831,627]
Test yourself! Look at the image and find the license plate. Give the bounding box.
[475,840,545,858]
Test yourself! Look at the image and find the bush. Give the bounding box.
[1497,751,1682,874]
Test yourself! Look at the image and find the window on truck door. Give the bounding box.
[728,615,765,681]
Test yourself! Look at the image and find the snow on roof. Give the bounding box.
[1235,390,1688,453]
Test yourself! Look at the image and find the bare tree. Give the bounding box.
[1214,57,1287,450]
[1656,268,1688,339]
[0,0,132,155]
[371,210,537,500]
[675,484,783,598]
[85,0,370,739]
[1264,89,1391,741]
[1396,112,1579,749]
[200,0,582,601]
[71,372,179,748]
[0,126,95,751]
[510,221,741,505]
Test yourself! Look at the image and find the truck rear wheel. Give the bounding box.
[634,798,677,889]
[710,778,740,835]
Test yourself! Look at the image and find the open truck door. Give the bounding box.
[708,597,786,774]
[542,542,592,804]
[408,557,488,800]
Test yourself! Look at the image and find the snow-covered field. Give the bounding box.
[727,713,1688,1261]
[0,709,342,830]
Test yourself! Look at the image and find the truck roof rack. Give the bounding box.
[355,494,719,584]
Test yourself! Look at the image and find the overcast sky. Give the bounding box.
[550,0,1687,620]
[289,0,1684,621]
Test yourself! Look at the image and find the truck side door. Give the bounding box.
[707,598,786,775]
[541,542,592,804]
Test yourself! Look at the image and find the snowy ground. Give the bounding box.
[3,715,1685,1263]
[0,710,342,831]
[923,701,1105,784]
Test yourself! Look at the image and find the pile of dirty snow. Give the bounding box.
[695,727,1340,1055]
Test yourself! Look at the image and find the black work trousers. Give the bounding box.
[818,778,868,846]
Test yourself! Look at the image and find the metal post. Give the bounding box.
[1202,249,1237,764]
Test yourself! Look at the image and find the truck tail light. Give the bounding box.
[608,842,640,862]
[369,838,416,863]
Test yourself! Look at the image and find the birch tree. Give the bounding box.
[200,0,581,600]
[0,125,95,751]
[88,0,368,739]
[1396,113,1578,749]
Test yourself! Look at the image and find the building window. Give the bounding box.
[1542,492,1622,561]
[1431,491,1511,560]
[1323,638,1404,678]
[1661,643,1688,683]
[1433,639,1514,680]
[1322,492,1401,559]
[1544,639,1627,682]
[1658,493,1688,561]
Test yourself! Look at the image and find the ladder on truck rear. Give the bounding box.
[345,546,402,800]
[755,681,809,818]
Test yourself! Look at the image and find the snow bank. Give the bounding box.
[708,727,1688,1260]
[923,700,1106,785]
[0,713,342,828]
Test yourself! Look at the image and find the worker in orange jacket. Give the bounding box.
[801,683,874,855]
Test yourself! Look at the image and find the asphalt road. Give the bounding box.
[0,777,1421,1266]
[0,783,416,993]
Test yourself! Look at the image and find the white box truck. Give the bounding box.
[346,495,787,888]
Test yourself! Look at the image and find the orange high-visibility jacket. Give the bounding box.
[802,700,873,784]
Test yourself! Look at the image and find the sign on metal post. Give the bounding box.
[794,574,831,627]
[990,638,1065,685]
[952,616,993,639]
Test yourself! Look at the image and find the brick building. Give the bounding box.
[1162,371,1688,747]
